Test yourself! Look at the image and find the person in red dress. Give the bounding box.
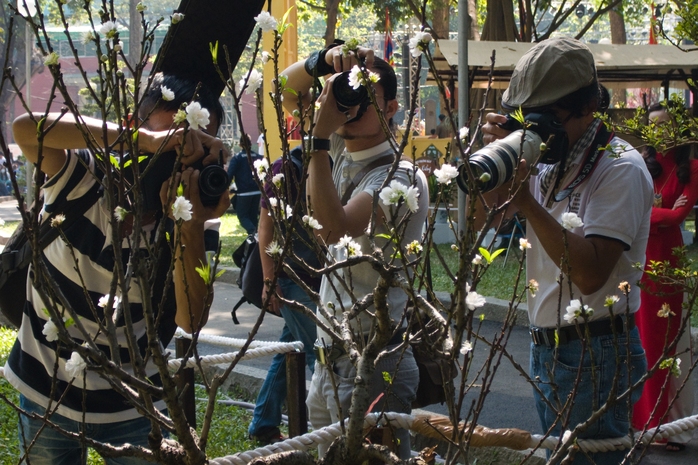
[633,102,698,451]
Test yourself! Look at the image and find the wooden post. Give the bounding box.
[175,337,197,429]
[285,351,307,437]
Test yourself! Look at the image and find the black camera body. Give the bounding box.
[332,71,371,123]
[456,112,568,194]
[121,151,229,213]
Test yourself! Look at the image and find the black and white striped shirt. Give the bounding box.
[4,149,177,423]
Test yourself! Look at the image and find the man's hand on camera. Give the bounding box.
[312,74,357,140]
[141,127,229,168]
[160,168,230,225]
[325,46,374,74]
[482,113,512,145]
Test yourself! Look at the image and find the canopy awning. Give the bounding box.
[430,40,697,90]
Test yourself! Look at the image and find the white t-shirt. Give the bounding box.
[316,136,429,343]
[527,136,653,328]
[257,134,265,157]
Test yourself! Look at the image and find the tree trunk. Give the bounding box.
[129,0,143,69]
[431,0,450,40]
[469,0,480,40]
[323,0,341,46]
[609,8,627,107]
[481,0,518,41]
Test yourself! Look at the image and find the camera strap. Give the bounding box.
[551,124,614,203]
[340,154,395,205]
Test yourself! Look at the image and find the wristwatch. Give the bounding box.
[306,137,330,152]
[304,40,344,78]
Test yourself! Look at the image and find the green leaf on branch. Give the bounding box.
[209,41,219,65]
[479,247,505,264]
[382,371,392,383]
[278,6,294,35]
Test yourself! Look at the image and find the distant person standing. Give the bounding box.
[228,134,262,234]
[435,114,452,139]
[257,132,265,157]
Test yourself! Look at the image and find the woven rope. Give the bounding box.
[167,341,303,370]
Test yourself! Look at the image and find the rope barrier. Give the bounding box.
[210,411,698,464]
[167,341,304,370]
[174,329,289,349]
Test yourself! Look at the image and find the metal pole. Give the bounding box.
[25,19,34,205]
[456,0,469,236]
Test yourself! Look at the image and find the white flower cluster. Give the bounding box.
[254,11,278,32]
[237,69,263,95]
[160,85,175,101]
[44,52,60,67]
[99,21,118,40]
[433,164,458,185]
[186,102,210,131]
[347,65,380,90]
[564,299,594,324]
[519,238,531,251]
[253,158,269,180]
[337,234,362,257]
[172,196,193,222]
[408,31,432,58]
[560,212,583,231]
[379,180,420,213]
[465,283,486,310]
[65,351,87,379]
[302,215,323,230]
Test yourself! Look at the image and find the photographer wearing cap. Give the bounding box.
[479,37,652,464]
[280,44,428,459]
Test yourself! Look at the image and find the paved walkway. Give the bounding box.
[1,197,696,463]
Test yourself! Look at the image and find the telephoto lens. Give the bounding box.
[332,71,369,112]
[456,112,568,194]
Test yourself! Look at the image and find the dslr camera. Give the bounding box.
[456,112,569,194]
[122,150,229,212]
[332,69,372,123]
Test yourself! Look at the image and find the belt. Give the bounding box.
[314,328,407,366]
[530,314,635,347]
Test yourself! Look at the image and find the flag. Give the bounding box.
[649,3,658,44]
[384,9,395,66]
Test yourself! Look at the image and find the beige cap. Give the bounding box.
[501,37,597,110]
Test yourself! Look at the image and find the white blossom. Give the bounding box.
[337,234,362,257]
[267,197,278,209]
[185,101,210,131]
[460,340,473,355]
[51,214,66,228]
[171,12,184,24]
[42,319,60,342]
[434,164,458,185]
[465,283,486,310]
[65,351,87,379]
[265,240,282,256]
[604,295,620,308]
[113,207,128,222]
[172,196,193,221]
[81,31,95,45]
[285,204,294,219]
[560,212,584,231]
[657,302,675,318]
[528,279,538,297]
[253,158,269,179]
[254,11,278,32]
[44,52,60,67]
[348,65,362,90]
[239,69,263,95]
[472,254,483,265]
[379,180,420,213]
[459,126,470,140]
[519,238,531,251]
[272,173,284,187]
[302,215,323,230]
[97,293,121,309]
[113,43,122,53]
[99,21,118,40]
[160,85,175,101]
[564,299,594,324]
[408,31,432,57]
[406,240,423,256]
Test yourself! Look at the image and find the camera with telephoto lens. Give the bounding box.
[332,70,371,122]
[122,149,229,212]
[456,112,568,194]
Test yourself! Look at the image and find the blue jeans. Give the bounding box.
[236,193,261,235]
[248,277,317,437]
[530,326,647,465]
[18,395,160,465]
